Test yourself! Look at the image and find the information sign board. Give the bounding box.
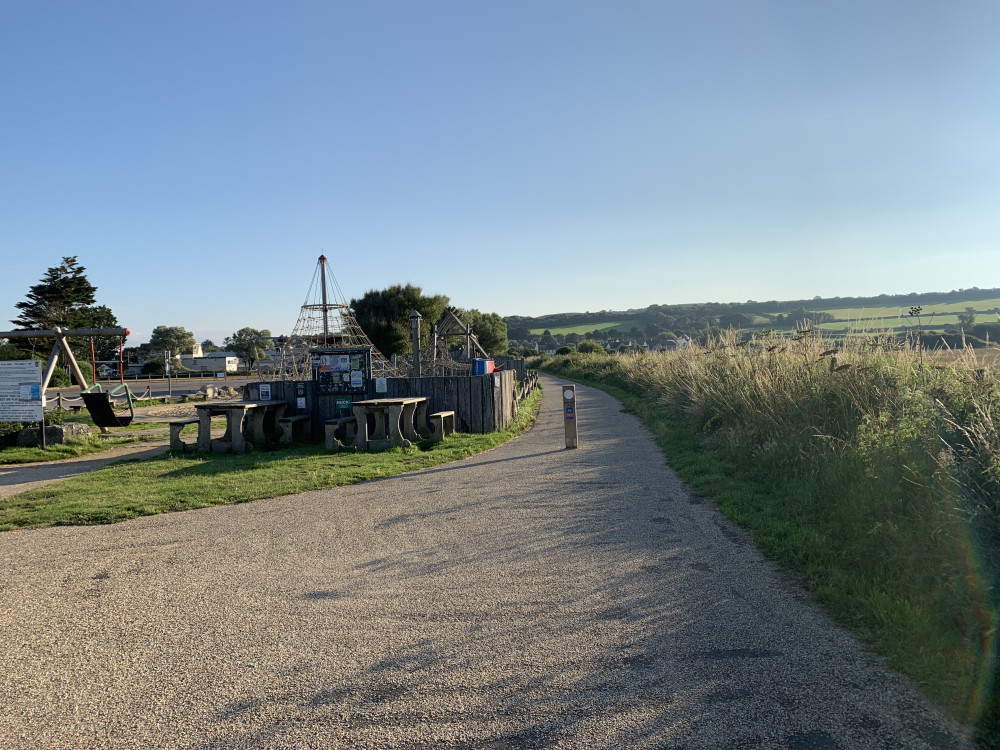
[0,360,44,422]
[312,346,371,396]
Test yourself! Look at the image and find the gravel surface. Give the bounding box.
[0,374,974,749]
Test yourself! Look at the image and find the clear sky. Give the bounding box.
[2,1,998,346]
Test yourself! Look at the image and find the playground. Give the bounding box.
[1,256,534,469]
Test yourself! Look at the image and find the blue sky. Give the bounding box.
[1,1,998,346]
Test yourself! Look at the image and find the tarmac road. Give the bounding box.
[0,374,972,748]
[46,375,257,404]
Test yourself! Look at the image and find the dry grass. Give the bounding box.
[538,334,1000,745]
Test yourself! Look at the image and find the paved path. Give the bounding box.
[0,441,171,499]
[0,375,971,749]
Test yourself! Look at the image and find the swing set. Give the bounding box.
[0,326,136,430]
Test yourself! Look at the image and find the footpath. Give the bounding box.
[0,374,971,749]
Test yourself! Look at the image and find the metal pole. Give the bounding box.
[319,255,330,345]
[166,350,172,397]
[409,311,422,378]
[430,324,438,373]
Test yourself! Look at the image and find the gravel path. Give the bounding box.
[0,441,171,499]
[0,374,972,749]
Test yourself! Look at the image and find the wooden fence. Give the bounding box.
[382,370,516,433]
[250,368,538,437]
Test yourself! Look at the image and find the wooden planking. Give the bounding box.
[350,374,519,434]
[483,375,494,433]
[445,376,458,430]
[433,376,445,415]
[469,376,484,433]
[458,378,472,432]
[498,371,510,429]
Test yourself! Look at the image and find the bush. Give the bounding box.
[555,346,574,355]
[48,368,71,388]
[142,360,166,376]
[576,340,604,354]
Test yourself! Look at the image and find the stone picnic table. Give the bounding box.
[351,397,429,450]
[195,400,287,454]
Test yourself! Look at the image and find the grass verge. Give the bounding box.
[0,387,541,531]
[537,340,998,748]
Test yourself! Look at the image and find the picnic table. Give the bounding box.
[351,397,429,450]
[195,400,287,454]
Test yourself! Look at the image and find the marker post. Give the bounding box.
[562,384,578,449]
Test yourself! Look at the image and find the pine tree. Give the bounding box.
[12,256,97,332]
[10,257,118,360]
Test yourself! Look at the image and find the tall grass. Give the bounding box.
[539,332,1000,746]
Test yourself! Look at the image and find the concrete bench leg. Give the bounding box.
[170,424,187,451]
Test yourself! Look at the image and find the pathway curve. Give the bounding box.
[0,440,171,499]
[0,374,971,749]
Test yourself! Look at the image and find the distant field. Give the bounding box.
[815,298,1000,320]
[814,314,964,331]
[529,320,640,335]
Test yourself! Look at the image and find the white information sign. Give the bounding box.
[259,383,272,401]
[0,360,45,422]
[375,377,388,394]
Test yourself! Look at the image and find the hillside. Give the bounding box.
[505,287,1000,344]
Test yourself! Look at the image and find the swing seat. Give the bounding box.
[81,384,135,428]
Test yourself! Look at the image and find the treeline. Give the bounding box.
[505,287,1000,343]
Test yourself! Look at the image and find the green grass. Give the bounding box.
[814,297,1000,319]
[0,432,172,464]
[0,388,542,531]
[536,342,999,747]
[528,319,640,335]
[0,417,227,465]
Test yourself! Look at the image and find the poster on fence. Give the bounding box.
[0,360,44,422]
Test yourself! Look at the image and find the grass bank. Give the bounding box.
[536,336,999,747]
[0,387,541,531]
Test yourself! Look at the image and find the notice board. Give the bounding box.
[0,360,44,422]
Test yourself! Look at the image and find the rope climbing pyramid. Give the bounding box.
[260,255,404,381]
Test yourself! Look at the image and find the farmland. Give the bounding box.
[506,288,1000,344]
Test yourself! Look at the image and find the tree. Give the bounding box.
[957,306,977,327]
[351,284,450,359]
[10,256,120,361]
[12,256,96,332]
[456,309,509,355]
[224,328,272,372]
[148,326,196,358]
[76,304,122,362]
[577,340,603,354]
[201,339,222,353]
